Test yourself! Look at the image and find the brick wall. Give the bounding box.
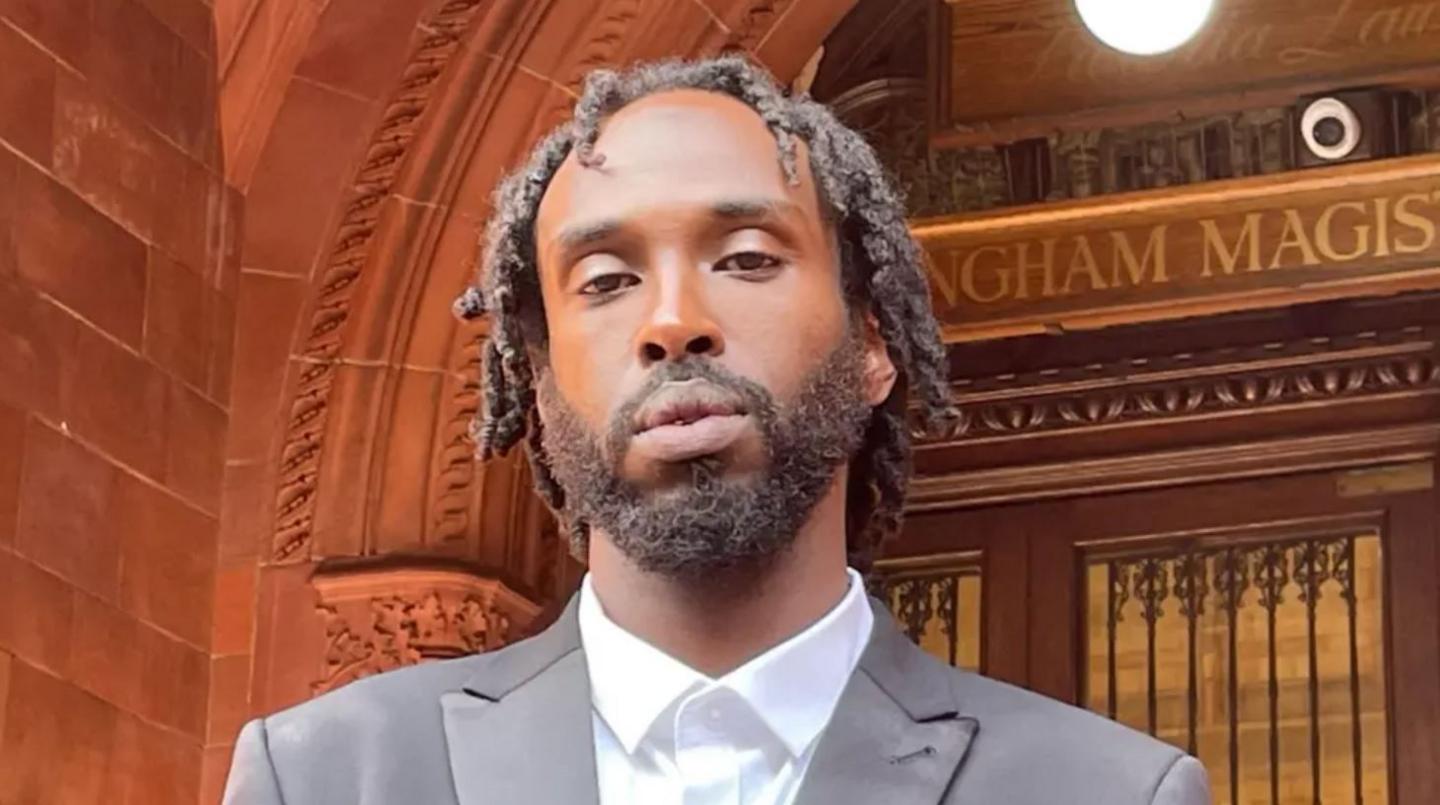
[0,1,236,803]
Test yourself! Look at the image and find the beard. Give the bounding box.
[537,329,873,580]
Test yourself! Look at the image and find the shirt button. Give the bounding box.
[707,707,722,722]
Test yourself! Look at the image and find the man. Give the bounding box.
[224,57,1209,804]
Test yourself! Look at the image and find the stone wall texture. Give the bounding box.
[0,0,236,803]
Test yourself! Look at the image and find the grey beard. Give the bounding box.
[537,333,872,580]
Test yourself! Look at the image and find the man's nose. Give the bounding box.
[634,267,726,366]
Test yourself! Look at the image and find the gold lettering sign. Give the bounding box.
[916,154,1440,341]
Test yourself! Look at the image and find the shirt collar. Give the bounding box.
[578,575,706,754]
[577,568,874,760]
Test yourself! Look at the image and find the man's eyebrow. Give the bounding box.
[711,198,803,222]
[553,219,623,253]
[549,198,803,255]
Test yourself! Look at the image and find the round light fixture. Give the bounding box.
[1075,0,1216,56]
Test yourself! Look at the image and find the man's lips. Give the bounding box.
[632,380,746,433]
[628,380,750,463]
[630,414,750,462]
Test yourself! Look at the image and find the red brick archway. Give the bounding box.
[208,1,854,798]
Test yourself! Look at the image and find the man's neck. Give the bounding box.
[586,479,852,678]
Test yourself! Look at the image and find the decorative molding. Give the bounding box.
[1099,536,1357,620]
[273,0,489,561]
[1411,90,1440,153]
[311,565,541,694]
[430,334,485,544]
[1046,106,1296,201]
[908,422,1440,511]
[564,0,641,86]
[727,0,797,53]
[832,78,1010,218]
[916,328,1440,446]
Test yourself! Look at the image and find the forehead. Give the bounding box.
[535,90,822,249]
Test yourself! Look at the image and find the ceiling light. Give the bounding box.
[1075,0,1215,56]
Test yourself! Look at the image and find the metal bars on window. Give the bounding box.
[1086,534,1388,805]
[872,552,983,673]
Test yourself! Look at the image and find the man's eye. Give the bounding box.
[579,274,639,295]
[715,251,780,273]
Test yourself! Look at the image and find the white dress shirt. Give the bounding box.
[577,569,874,805]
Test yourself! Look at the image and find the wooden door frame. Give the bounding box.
[881,509,1031,686]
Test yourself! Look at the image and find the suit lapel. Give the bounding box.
[438,594,978,805]
[441,596,599,805]
[794,599,979,805]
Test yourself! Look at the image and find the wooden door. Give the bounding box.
[884,461,1440,804]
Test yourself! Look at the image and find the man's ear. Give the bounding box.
[859,313,898,406]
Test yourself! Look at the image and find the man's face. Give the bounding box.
[531,89,894,574]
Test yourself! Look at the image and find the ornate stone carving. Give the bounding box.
[1048,107,1297,201]
[431,335,485,545]
[917,328,1440,445]
[726,0,797,53]
[1409,90,1440,153]
[565,0,641,84]
[833,80,1305,216]
[311,565,542,694]
[1052,130,1103,200]
[832,79,1010,218]
[273,0,490,561]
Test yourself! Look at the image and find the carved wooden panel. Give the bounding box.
[907,292,1440,510]
[920,328,1440,446]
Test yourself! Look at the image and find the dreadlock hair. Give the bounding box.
[453,56,957,573]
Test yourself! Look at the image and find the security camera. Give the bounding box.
[1300,97,1362,161]
[1295,90,1402,168]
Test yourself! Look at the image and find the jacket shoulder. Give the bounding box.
[258,654,478,762]
[943,667,1195,803]
[231,627,572,804]
[263,618,570,732]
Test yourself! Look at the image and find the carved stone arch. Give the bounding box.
[230,0,860,717]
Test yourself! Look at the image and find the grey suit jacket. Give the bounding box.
[224,596,1209,804]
